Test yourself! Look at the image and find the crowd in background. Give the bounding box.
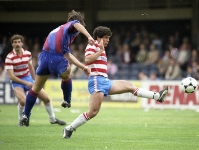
[0,24,199,82]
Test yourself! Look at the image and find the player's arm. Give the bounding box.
[85,39,104,64]
[74,23,94,45]
[28,60,36,80]
[6,69,31,86]
[65,53,90,76]
[65,53,85,70]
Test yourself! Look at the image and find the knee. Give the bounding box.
[60,74,71,80]
[88,110,99,119]
[41,98,50,104]
[18,99,25,107]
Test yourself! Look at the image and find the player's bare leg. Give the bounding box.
[38,89,66,125]
[63,92,104,139]
[109,80,169,102]
[14,87,26,126]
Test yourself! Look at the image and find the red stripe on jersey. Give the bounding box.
[87,60,107,66]
[94,43,99,47]
[85,48,96,53]
[16,72,29,78]
[13,61,29,66]
[5,62,12,66]
[91,68,107,73]
[43,36,49,51]
[11,54,31,60]
[14,67,29,72]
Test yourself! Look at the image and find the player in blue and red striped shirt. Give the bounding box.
[20,10,94,126]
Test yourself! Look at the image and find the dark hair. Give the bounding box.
[93,26,112,40]
[11,34,24,43]
[67,10,86,26]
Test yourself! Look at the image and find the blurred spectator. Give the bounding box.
[0,63,6,82]
[188,49,199,67]
[130,34,141,55]
[185,66,194,78]
[151,34,162,54]
[168,44,178,59]
[149,72,160,81]
[157,50,171,78]
[165,58,182,80]
[31,42,42,70]
[145,43,160,65]
[135,43,147,63]
[107,59,118,79]
[194,64,199,80]
[114,45,123,64]
[164,35,179,50]
[195,28,199,50]
[138,72,148,80]
[0,36,8,57]
[177,42,191,71]
[121,43,134,64]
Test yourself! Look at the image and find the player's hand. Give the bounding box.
[88,36,94,45]
[26,82,33,88]
[99,39,104,51]
[83,66,90,77]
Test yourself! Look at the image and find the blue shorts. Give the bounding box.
[88,76,113,97]
[36,51,69,77]
[11,75,34,92]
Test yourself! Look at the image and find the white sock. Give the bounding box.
[134,88,160,100]
[66,112,90,131]
[44,102,56,122]
[18,103,24,120]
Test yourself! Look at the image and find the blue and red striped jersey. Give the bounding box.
[43,20,80,54]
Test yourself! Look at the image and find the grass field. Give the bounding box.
[0,104,199,150]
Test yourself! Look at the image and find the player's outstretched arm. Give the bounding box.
[74,23,94,45]
[65,53,90,76]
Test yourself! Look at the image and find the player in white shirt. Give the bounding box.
[63,26,169,138]
[5,34,66,126]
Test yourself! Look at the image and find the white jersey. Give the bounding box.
[5,49,31,78]
[85,41,108,77]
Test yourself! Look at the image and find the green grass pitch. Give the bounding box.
[0,104,199,150]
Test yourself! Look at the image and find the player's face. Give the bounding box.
[102,35,110,47]
[12,39,23,51]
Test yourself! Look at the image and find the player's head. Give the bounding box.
[11,34,24,50]
[93,26,112,47]
[67,10,86,26]
[93,26,112,40]
[11,34,24,44]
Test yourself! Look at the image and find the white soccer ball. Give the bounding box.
[180,77,198,93]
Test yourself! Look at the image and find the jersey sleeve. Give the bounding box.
[70,20,80,26]
[66,47,71,53]
[5,55,13,70]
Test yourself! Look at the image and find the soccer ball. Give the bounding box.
[180,77,198,93]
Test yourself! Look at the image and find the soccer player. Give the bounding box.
[20,10,94,126]
[63,26,169,138]
[5,34,66,126]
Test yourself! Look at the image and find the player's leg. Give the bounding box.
[13,87,26,126]
[59,63,72,108]
[63,76,107,139]
[109,80,169,102]
[37,89,66,125]
[21,75,49,126]
[63,92,104,139]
